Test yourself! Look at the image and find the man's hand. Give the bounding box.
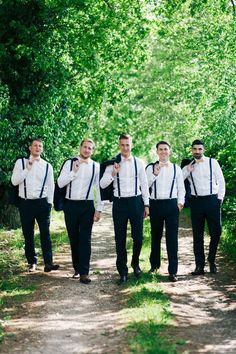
[94,211,101,222]
[112,162,120,177]
[144,206,149,218]
[178,203,184,211]
[72,160,80,173]
[187,160,195,172]
[27,159,34,170]
[153,163,161,176]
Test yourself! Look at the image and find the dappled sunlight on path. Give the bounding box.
[1,203,129,354]
[159,213,236,353]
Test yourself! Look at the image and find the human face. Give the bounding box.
[157,144,170,162]
[80,141,94,160]
[29,140,43,158]
[119,138,133,158]
[192,144,204,160]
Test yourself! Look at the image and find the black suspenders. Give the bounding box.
[190,158,212,196]
[39,163,49,198]
[152,163,176,199]
[169,164,176,199]
[21,159,49,199]
[21,158,27,199]
[68,160,95,200]
[85,162,95,200]
[209,158,213,194]
[116,157,138,198]
[68,159,75,199]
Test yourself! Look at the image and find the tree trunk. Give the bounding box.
[0,186,21,229]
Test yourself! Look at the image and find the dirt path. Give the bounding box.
[160,213,236,354]
[1,205,236,354]
[1,204,128,354]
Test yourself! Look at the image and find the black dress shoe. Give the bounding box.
[133,266,142,278]
[118,275,128,284]
[44,263,60,272]
[209,263,217,274]
[169,274,178,282]
[191,266,205,276]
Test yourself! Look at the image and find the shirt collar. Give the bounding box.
[78,156,91,164]
[121,155,133,162]
[29,155,41,161]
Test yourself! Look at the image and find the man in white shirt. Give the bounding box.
[182,139,225,275]
[100,134,149,284]
[146,141,185,282]
[11,138,59,273]
[57,138,102,284]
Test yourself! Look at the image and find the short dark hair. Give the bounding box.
[191,139,204,147]
[119,133,131,140]
[156,140,171,149]
[29,138,43,145]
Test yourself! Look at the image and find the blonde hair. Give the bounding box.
[80,138,95,149]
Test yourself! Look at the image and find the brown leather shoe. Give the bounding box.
[80,275,91,284]
[44,263,60,272]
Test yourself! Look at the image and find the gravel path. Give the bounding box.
[1,205,236,354]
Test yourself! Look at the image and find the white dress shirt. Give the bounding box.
[146,162,185,205]
[57,157,103,212]
[182,156,225,200]
[100,155,149,205]
[11,156,54,204]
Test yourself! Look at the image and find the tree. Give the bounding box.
[0,0,151,226]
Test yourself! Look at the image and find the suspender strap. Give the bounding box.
[152,163,157,199]
[117,173,121,198]
[39,163,49,198]
[169,164,176,199]
[117,158,138,198]
[209,158,213,195]
[68,159,74,199]
[21,158,27,199]
[85,162,95,200]
[190,172,198,196]
[134,157,138,196]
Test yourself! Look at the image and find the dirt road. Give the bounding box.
[1,205,236,353]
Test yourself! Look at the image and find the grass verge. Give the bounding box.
[123,220,186,354]
[0,209,67,343]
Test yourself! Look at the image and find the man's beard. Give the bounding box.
[194,154,203,160]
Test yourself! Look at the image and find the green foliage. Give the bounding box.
[0,0,151,183]
[113,0,236,257]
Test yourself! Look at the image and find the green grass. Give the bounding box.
[0,209,68,342]
[124,219,186,354]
